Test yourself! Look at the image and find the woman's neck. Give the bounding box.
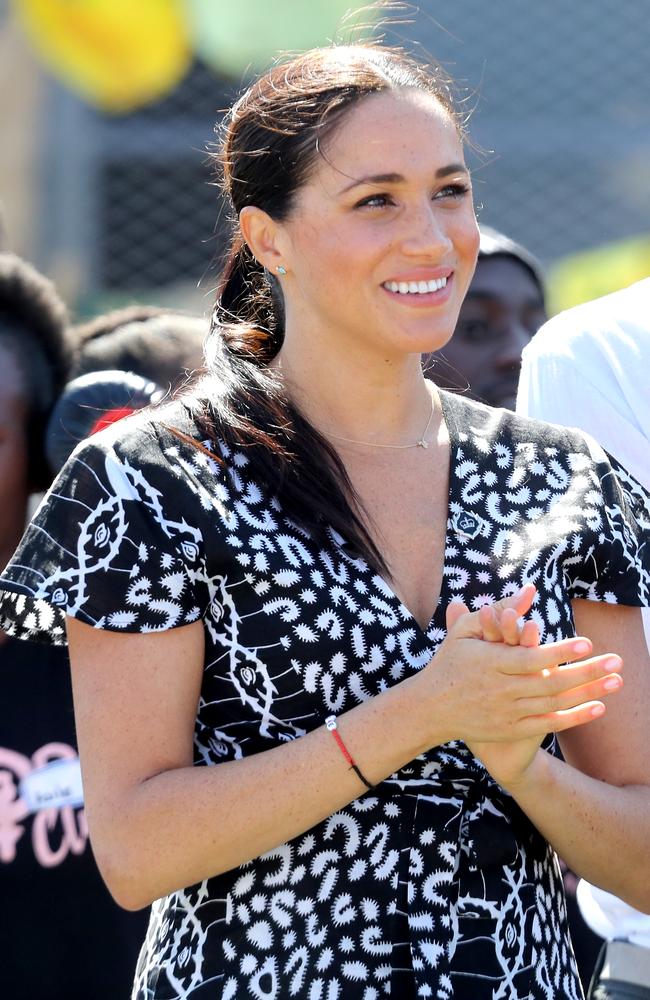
[271,338,437,448]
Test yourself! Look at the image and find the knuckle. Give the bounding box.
[513,647,529,670]
[545,694,559,714]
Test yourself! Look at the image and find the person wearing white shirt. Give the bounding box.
[517,277,650,1000]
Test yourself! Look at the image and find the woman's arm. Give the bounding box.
[495,600,650,913]
[67,588,621,911]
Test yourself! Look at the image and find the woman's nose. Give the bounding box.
[400,204,453,257]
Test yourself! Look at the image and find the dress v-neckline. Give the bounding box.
[371,389,460,640]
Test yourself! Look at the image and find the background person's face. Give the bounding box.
[0,345,30,571]
[425,255,547,409]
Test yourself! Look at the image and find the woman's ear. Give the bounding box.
[239,206,286,274]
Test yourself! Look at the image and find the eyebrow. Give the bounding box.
[338,163,468,195]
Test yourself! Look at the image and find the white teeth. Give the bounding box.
[384,276,449,295]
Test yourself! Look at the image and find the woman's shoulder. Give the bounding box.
[68,398,224,483]
[439,389,594,455]
[441,389,649,533]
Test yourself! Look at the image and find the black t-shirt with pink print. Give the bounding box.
[0,635,148,999]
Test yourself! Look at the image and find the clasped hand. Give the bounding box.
[426,583,623,790]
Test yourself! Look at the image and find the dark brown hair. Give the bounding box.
[187,44,462,573]
[0,252,72,491]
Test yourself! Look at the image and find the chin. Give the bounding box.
[400,328,456,357]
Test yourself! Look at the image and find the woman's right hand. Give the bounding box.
[419,584,623,746]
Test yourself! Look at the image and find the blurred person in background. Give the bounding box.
[425,225,547,408]
[518,277,650,1000]
[45,369,163,476]
[0,251,149,999]
[45,308,207,475]
[71,305,207,391]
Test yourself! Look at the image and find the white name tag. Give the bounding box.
[20,758,84,813]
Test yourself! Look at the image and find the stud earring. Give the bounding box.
[277,265,287,275]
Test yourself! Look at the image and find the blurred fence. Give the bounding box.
[4,0,649,315]
[39,59,235,315]
[404,1,650,270]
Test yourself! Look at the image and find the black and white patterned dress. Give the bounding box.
[1,391,648,1000]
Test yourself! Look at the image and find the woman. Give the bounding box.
[1,46,649,1000]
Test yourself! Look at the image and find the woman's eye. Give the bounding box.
[356,193,392,209]
[436,183,471,200]
[355,183,469,210]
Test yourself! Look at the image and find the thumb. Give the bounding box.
[445,601,470,631]
[445,600,488,640]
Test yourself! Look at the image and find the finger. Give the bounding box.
[498,636,603,675]
[479,605,504,642]
[516,671,623,717]
[446,603,490,640]
[448,586,535,642]
[520,619,540,648]
[499,608,522,646]
[521,654,623,697]
[446,601,471,631]
[516,701,606,738]
[491,583,536,619]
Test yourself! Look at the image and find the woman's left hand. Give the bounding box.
[445,601,598,791]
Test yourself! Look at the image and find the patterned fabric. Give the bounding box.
[1,391,648,1000]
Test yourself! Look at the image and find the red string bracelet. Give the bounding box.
[325,715,374,791]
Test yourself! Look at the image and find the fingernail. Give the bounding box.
[605,657,622,671]
[590,704,605,718]
[573,640,590,654]
[603,676,622,691]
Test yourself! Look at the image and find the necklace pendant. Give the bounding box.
[417,439,428,449]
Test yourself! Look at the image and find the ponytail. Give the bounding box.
[184,240,388,576]
[213,238,283,361]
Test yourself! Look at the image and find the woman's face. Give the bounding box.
[278,88,479,362]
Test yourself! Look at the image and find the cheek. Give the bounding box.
[294,221,374,294]
[459,215,480,261]
[445,203,479,263]
[294,220,344,277]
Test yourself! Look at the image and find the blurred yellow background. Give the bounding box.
[1,0,648,317]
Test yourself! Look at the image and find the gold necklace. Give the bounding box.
[327,397,436,450]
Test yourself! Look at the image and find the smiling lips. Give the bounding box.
[384,276,448,295]
[382,271,453,300]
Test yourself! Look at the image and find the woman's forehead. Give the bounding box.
[315,89,463,186]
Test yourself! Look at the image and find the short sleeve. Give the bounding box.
[563,431,650,607]
[0,418,211,644]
